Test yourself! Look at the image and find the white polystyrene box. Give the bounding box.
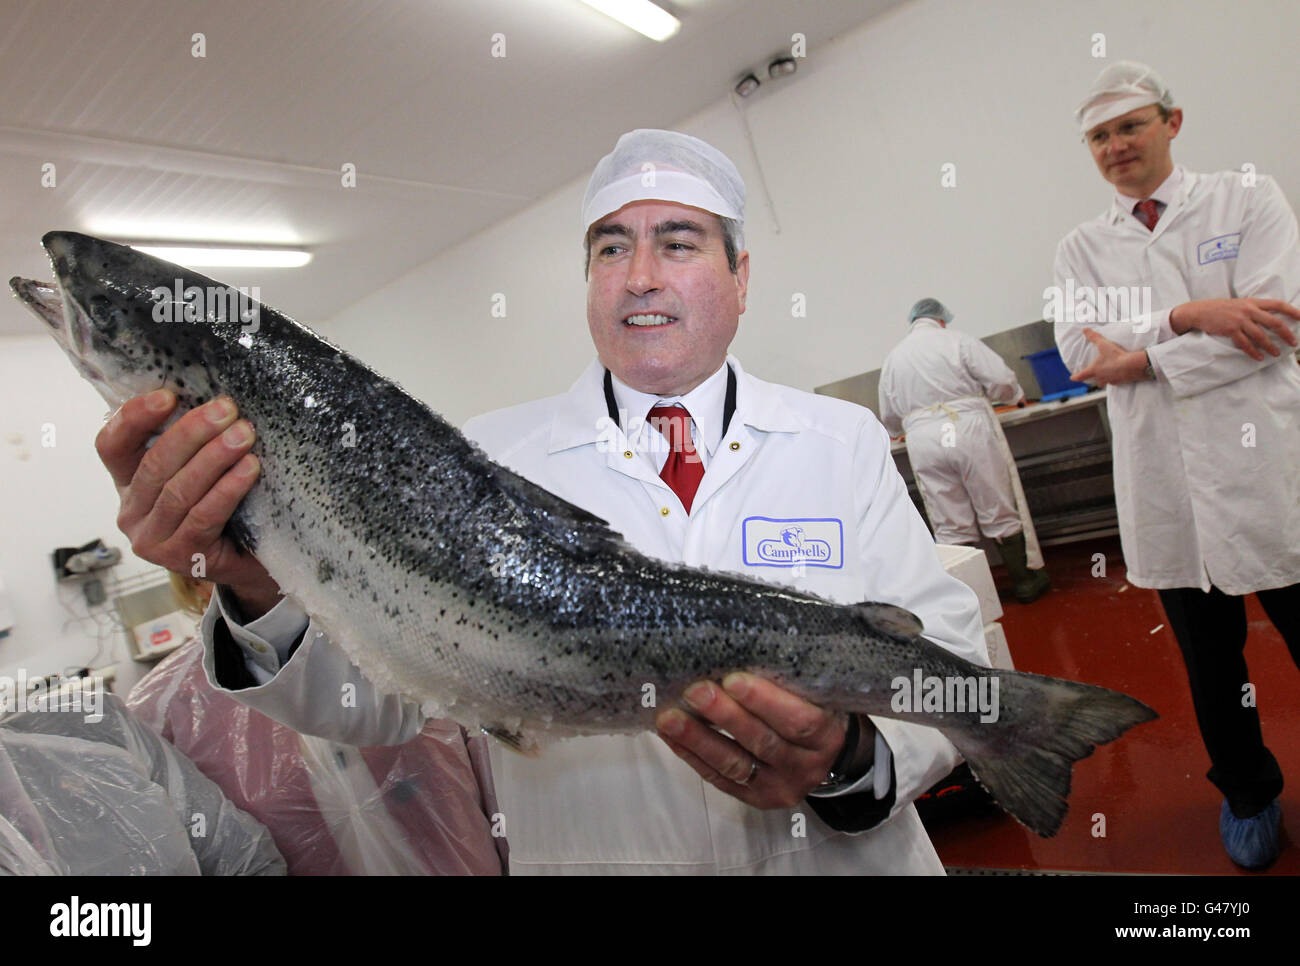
[934,544,1003,626]
[983,621,1015,670]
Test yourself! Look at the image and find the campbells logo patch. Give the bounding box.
[742,517,844,569]
[1197,233,1240,265]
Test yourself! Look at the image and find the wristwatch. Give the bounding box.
[816,713,874,793]
[1143,351,1156,381]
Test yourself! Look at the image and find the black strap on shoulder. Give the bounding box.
[603,368,619,422]
[721,364,737,437]
[604,364,737,433]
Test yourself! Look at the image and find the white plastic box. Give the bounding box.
[131,609,194,662]
[982,621,1014,670]
[934,544,1014,669]
[933,544,1002,625]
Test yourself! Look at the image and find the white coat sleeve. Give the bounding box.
[877,363,904,436]
[1146,177,1300,398]
[198,589,426,747]
[960,334,1025,405]
[1051,243,1171,375]
[838,416,991,828]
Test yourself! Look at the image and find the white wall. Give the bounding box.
[0,336,164,697]
[324,0,1300,426]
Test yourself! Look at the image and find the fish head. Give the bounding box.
[9,273,123,394]
[11,232,253,412]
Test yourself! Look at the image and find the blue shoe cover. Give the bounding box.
[1220,799,1280,869]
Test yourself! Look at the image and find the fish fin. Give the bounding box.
[481,724,542,757]
[854,602,924,641]
[488,463,628,557]
[940,674,1157,837]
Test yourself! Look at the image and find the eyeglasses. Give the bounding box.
[1085,112,1162,148]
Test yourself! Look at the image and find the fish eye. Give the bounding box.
[88,295,121,333]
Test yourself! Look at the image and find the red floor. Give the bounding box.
[927,536,1300,875]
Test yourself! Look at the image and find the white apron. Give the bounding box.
[903,396,1043,569]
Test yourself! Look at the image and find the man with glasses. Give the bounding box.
[1051,61,1300,869]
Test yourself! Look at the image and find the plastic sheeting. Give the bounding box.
[126,640,506,875]
[0,692,285,875]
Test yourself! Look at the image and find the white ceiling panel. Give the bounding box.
[1,0,903,332]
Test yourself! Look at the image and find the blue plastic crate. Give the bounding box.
[1023,347,1087,398]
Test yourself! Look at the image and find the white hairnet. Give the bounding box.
[909,298,952,325]
[582,130,745,246]
[1076,61,1175,134]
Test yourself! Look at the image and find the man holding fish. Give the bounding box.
[94,130,997,873]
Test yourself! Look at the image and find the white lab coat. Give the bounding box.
[1051,168,1300,594]
[879,322,1039,560]
[200,355,990,874]
[458,356,988,874]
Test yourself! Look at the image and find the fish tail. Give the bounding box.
[938,672,1157,838]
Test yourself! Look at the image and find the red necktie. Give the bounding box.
[1135,199,1160,231]
[647,405,704,513]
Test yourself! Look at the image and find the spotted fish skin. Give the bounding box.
[11,232,1156,837]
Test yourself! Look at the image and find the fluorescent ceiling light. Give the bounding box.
[88,219,300,246]
[129,246,313,268]
[579,0,680,41]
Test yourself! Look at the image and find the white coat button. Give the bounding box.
[250,641,268,654]
[660,507,670,517]
[623,451,633,459]
[729,441,741,451]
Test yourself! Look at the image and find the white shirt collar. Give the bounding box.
[610,359,730,458]
[1115,164,1183,213]
[546,354,804,455]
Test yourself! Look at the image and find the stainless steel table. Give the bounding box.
[889,391,1118,545]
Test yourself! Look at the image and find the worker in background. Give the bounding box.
[879,299,1050,603]
[1052,61,1300,869]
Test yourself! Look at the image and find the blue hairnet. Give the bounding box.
[909,298,952,325]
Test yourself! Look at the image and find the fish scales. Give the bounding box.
[12,231,1158,837]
